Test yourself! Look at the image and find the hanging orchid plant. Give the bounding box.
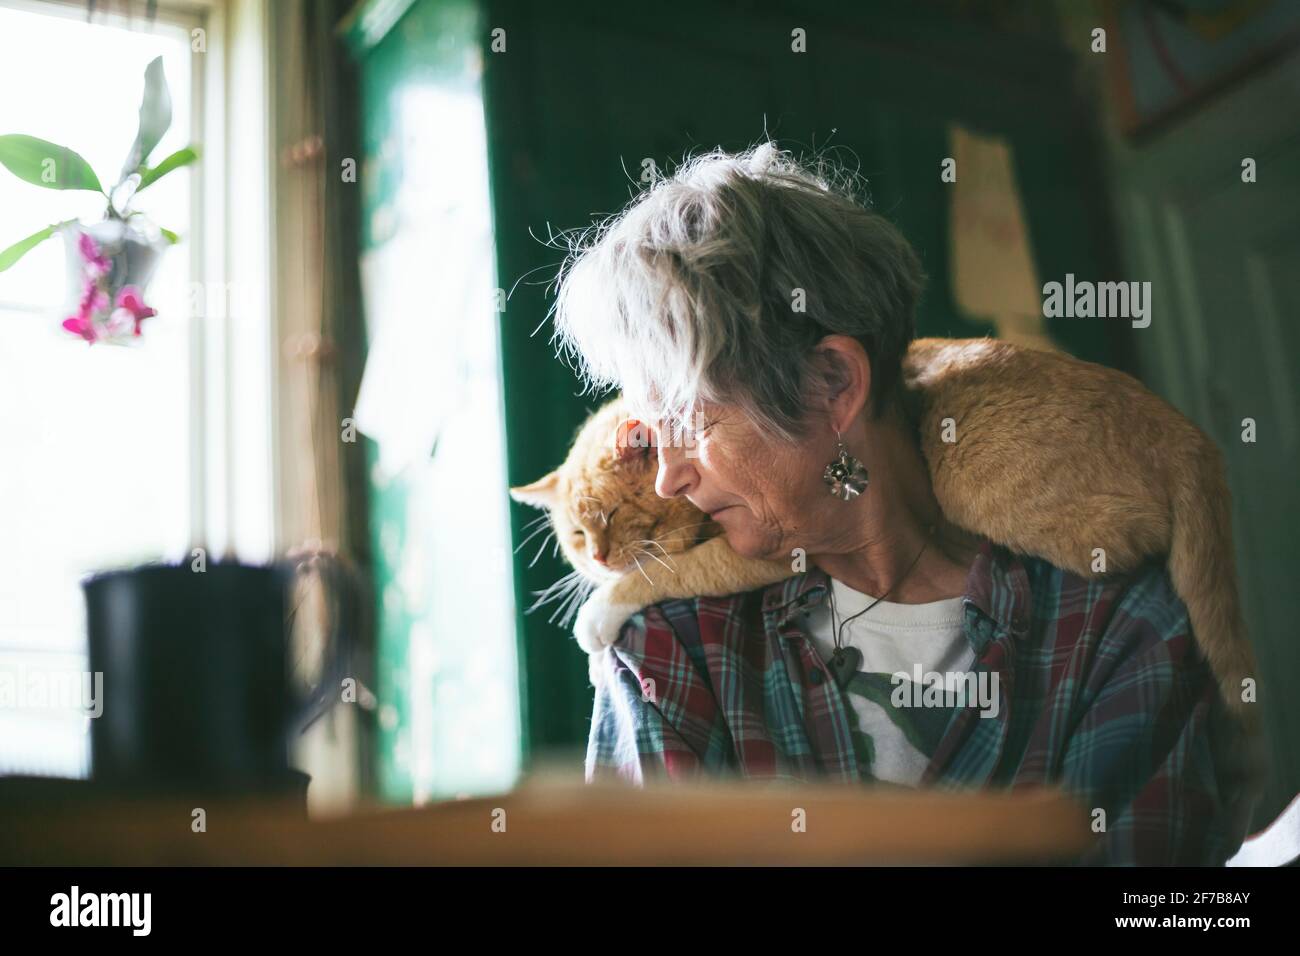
[0,56,198,344]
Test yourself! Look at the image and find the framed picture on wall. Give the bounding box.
[1103,0,1300,138]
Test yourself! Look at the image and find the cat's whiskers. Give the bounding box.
[528,529,556,568]
[630,551,652,585]
[522,513,551,532]
[631,544,677,575]
[528,566,580,600]
[527,567,584,615]
[642,519,717,554]
[552,575,595,627]
[525,563,602,629]
[634,538,676,563]
[514,518,555,555]
[657,519,717,543]
[666,519,717,532]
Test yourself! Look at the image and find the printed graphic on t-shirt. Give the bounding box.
[839,671,961,782]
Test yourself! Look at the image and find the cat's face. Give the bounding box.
[510,398,712,585]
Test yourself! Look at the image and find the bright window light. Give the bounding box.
[0,3,196,777]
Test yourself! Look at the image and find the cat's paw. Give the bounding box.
[573,584,638,654]
[587,648,609,690]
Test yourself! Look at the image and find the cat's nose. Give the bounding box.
[592,549,608,565]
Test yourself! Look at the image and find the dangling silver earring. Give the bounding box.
[823,430,869,501]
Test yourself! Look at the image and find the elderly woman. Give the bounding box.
[550,142,1256,865]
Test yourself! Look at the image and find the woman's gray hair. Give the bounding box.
[550,141,925,443]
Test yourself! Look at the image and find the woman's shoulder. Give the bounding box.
[1030,547,1184,610]
[1014,547,1194,654]
[976,545,1229,732]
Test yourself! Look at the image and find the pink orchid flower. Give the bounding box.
[79,280,109,318]
[77,232,113,280]
[114,285,157,336]
[62,315,99,343]
[105,308,135,337]
[62,278,110,343]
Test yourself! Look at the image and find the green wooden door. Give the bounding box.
[348,0,521,801]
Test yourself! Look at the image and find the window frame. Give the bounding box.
[0,0,279,776]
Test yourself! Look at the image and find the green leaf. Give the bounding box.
[0,134,103,192]
[120,56,172,177]
[136,145,198,191]
[0,222,64,272]
[158,226,180,245]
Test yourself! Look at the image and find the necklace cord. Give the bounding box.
[828,526,934,652]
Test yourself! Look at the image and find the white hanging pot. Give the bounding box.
[59,218,169,344]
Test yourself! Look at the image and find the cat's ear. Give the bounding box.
[509,471,560,510]
[614,419,657,463]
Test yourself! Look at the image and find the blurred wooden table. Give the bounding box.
[0,776,1093,865]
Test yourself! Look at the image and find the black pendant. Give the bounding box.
[827,646,862,689]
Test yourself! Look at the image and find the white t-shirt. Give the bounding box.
[802,578,974,787]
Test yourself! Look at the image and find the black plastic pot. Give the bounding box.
[82,557,354,802]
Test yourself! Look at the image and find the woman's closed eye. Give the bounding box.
[693,405,726,431]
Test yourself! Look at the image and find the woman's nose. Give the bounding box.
[655,442,696,499]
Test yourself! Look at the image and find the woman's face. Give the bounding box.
[654,401,841,561]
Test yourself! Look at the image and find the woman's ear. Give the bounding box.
[509,470,560,509]
[814,335,872,430]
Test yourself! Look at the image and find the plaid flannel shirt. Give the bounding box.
[585,539,1263,865]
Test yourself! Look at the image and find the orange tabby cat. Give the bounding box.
[511,338,1257,723]
[509,399,789,686]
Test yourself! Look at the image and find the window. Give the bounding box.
[0,0,271,778]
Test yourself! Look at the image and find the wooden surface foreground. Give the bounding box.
[0,777,1094,866]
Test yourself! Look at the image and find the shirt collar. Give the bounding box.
[962,539,1033,636]
[760,538,1033,655]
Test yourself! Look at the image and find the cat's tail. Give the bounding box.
[1168,442,1261,733]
